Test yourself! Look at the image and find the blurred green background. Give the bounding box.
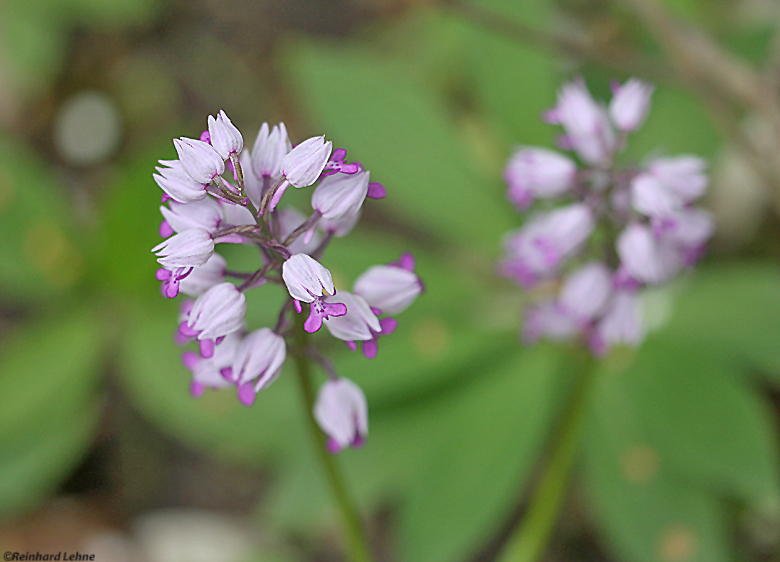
[2,0,780,561]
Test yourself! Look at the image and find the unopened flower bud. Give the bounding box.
[153,228,214,269]
[546,79,615,166]
[504,147,576,210]
[185,282,246,341]
[312,171,369,221]
[609,78,654,132]
[282,253,336,302]
[314,378,368,453]
[353,257,422,315]
[174,137,225,184]
[207,110,243,159]
[559,262,612,320]
[252,122,291,179]
[229,328,286,406]
[501,204,595,286]
[647,156,708,202]
[617,224,682,285]
[154,160,208,203]
[591,291,645,355]
[282,136,333,188]
[160,198,224,234]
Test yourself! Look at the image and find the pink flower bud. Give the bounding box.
[504,147,576,210]
[173,137,225,184]
[160,198,224,234]
[152,228,214,269]
[281,253,335,303]
[609,78,654,132]
[282,136,333,188]
[353,261,422,316]
[546,79,615,166]
[251,122,291,179]
[231,328,287,405]
[207,110,243,159]
[154,160,208,203]
[647,156,708,202]
[501,204,595,285]
[559,262,612,320]
[631,173,683,217]
[185,282,246,341]
[616,224,683,285]
[312,171,369,221]
[314,378,368,453]
[591,291,645,355]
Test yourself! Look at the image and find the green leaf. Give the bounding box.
[0,312,104,518]
[584,361,731,562]
[625,335,780,510]
[0,133,84,300]
[662,265,780,377]
[0,401,101,520]
[284,25,516,249]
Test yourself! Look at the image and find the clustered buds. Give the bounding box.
[151,111,423,451]
[501,78,713,355]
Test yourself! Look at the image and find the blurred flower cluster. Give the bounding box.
[500,78,714,355]
[151,111,423,452]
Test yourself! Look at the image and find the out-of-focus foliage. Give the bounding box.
[1,0,780,562]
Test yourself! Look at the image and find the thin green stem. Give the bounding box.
[292,322,373,562]
[498,353,599,562]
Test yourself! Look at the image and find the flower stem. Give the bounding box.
[292,322,373,562]
[498,353,599,562]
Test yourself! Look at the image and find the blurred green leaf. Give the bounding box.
[621,86,720,162]
[0,4,67,97]
[624,335,780,509]
[0,401,101,520]
[285,23,516,249]
[584,360,731,562]
[663,265,780,376]
[0,133,83,300]
[0,311,104,519]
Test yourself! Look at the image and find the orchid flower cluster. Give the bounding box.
[151,111,423,452]
[499,78,714,355]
